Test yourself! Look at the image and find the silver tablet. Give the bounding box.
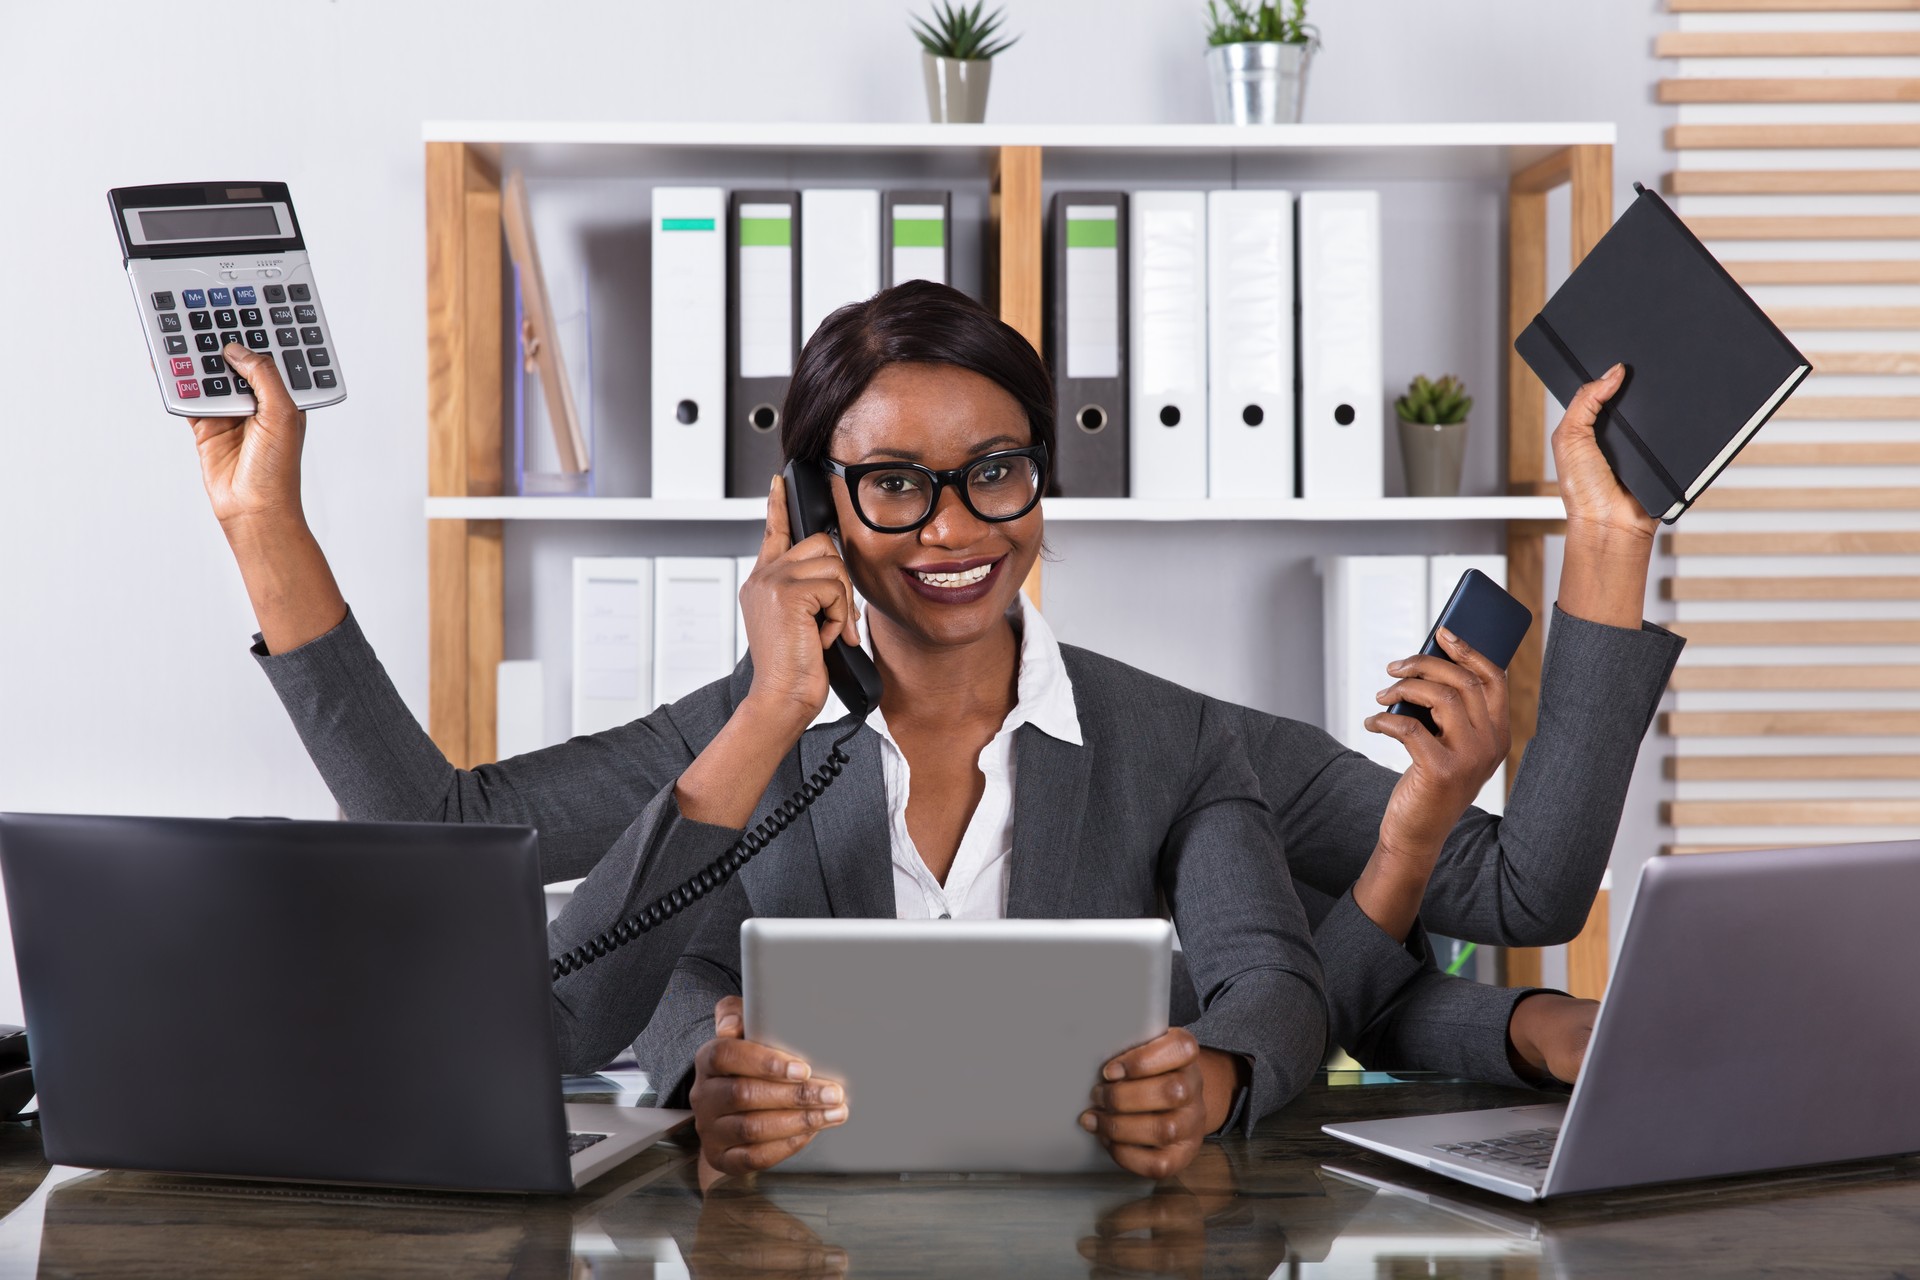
[741,917,1172,1174]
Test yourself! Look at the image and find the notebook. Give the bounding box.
[1514,182,1809,523]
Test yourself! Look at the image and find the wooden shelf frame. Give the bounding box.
[422,126,1613,996]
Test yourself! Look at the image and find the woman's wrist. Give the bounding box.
[1556,518,1655,630]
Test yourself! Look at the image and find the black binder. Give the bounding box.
[882,190,953,288]
[727,190,802,497]
[1514,183,1810,523]
[1045,191,1129,496]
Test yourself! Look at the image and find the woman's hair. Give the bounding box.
[780,281,1055,467]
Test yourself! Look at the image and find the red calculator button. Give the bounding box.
[170,357,195,377]
[175,379,201,399]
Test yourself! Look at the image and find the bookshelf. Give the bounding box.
[422,120,1614,993]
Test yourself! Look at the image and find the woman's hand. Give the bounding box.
[1551,364,1659,629]
[737,475,862,735]
[1508,993,1599,1085]
[1079,1028,1227,1179]
[691,996,848,1180]
[1353,631,1510,941]
[190,342,308,531]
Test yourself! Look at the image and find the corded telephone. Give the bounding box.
[552,460,881,980]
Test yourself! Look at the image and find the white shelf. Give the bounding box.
[425,121,1615,182]
[424,496,1564,523]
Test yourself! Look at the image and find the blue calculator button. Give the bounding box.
[182,289,206,308]
[208,288,232,307]
[233,286,257,305]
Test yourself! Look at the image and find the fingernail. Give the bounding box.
[822,1105,848,1125]
[1438,626,1457,643]
[1376,687,1394,701]
[1103,1062,1124,1081]
[786,1061,810,1081]
[1387,660,1406,673]
[1079,1111,1098,1131]
[819,1083,843,1105]
[716,1016,740,1035]
[1607,362,1624,376]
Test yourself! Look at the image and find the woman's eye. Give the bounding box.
[876,472,921,494]
[975,463,1008,485]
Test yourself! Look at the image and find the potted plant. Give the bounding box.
[1394,375,1474,497]
[1204,0,1318,125]
[912,1,1019,124]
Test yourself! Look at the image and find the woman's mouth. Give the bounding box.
[901,556,1004,604]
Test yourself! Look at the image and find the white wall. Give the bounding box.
[0,0,1673,1022]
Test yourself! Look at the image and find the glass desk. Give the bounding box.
[2,1073,1916,1277]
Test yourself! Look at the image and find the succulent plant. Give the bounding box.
[912,1,1020,61]
[1204,0,1317,47]
[1395,374,1473,426]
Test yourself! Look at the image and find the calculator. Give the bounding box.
[111,181,345,417]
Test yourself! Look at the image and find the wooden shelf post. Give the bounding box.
[425,142,506,768]
[992,144,1046,608]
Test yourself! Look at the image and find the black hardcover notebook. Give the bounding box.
[1514,183,1810,523]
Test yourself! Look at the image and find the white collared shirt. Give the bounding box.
[858,591,1083,920]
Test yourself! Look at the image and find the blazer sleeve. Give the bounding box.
[1165,698,1329,1133]
[631,876,753,1107]
[1260,607,1683,947]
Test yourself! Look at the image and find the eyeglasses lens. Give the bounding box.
[854,455,1040,529]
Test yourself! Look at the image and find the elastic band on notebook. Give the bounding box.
[1532,317,1684,505]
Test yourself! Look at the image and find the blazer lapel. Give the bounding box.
[1006,724,1092,919]
[799,722,894,919]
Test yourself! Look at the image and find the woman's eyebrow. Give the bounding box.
[857,434,1025,463]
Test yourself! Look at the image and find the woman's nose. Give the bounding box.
[919,483,987,547]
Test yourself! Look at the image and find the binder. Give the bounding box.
[651,188,726,500]
[883,190,952,288]
[727,190,801,497]
[1426,554,1509,816]
[654,557,739,707]
[1321,555,1428,775]
[496,659,546,759]
[572,557,654,736]
[1206,190,1294,500]
[1298,191,1384,500]
[1046,192,1129,496]
[1128,192,1208,501]
[800,189,882,343]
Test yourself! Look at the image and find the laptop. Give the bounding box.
[1324,840,1920,1200]
[741,917,1171,1173]
[0,813,690,1193]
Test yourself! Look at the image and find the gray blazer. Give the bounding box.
[250,604,1678,1100]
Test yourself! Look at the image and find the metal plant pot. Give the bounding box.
[1397,419,1470,498]
[924,52,993,123]
[1207,40,1313,125]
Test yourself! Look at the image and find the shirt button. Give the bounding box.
[938,912,951,920]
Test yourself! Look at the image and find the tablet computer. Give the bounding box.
[741,917,1172,1174]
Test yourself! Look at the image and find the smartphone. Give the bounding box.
[1388,569,1533,736]
[781,460,885,720]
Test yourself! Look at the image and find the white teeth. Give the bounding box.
[915,563,993,588]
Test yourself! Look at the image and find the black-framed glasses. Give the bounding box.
[824,444,1049,534]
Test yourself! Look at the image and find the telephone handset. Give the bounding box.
[783,459,885,721]
[551,464,877,982]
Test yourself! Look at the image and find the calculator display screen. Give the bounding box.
[137,204,285,242]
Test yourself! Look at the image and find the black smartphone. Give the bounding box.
[1388,569,1533,736]
[781,460,885,720]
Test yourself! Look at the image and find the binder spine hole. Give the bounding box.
[1241,404,1264,427]
[1158,405,1181,428]
[1334,404,1355,426]
[749,404,779,433]
[675,399,700,425]
[1076,405,1108,434]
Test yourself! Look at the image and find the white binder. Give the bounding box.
[801,189,881,344]
[1206,190,1294,501]
[573,558,654,737]
[651,188,727,499]
[496,659,546,759]
[1427,554,1510,815]
[1128,192,1208,501]
[1298,190,1384,500]
[1321,555,1428,775]
[654,557,739,707]
[887,197,948,286]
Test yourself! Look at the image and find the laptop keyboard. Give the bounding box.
[1435,1125,1560,1172]
[567,1131,610,1157]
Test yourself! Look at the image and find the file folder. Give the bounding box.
[801,189,882,344]
[654,557,739,707]
[1046,192,1129,496]
[1129,192,1208,501]
[1298,191,1384,500]
[883,190,952,288]
[1207,190,1295,501]
[652,188,726,500]
[573,557,654,736]
[728,191,801,497]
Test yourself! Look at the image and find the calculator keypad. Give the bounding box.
[182,289,206,308]
[233,286,257,305]
[208,288,232,307]
[288,283,310,302]
[245,329,269,350]
[275,327,299,348]
[239,307,262,326]
[144,268,336,409]
[263,285,285,304]
[214,308,237,328]
[269,306,293,325]
[164,334,188,354]
[195,332,220,353]
[189,311,213,331]
[282,349,312,391]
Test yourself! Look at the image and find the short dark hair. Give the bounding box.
[780,281,1054,468]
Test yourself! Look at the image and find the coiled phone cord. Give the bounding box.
[550,717,865,981]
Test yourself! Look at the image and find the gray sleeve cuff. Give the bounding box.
[1314,889,1430,1053]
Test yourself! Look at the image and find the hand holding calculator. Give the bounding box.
[111,182,345,417]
